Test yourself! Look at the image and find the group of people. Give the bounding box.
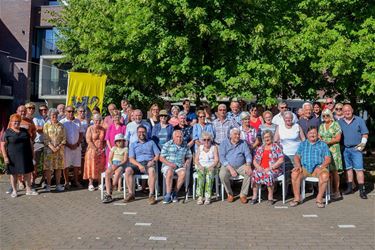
[1,98,369,208]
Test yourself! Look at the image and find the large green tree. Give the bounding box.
[54,0,374,108]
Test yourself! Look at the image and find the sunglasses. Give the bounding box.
[280,107,287,109]
[202,139,211,142]
[66,110,74,113]
[39,109,47,111]
[326,102,333,105]
[198,116,205,118]
[218,109,226,111]
[323,115,330,118]
[335,108,342,111]
[27,107,35,109]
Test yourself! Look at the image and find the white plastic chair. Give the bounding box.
[124,165,159,200]
[100,171,126,200]
[301,176,330,205]
[192,171,220,200]
[162,166,190,201]
[221,175,244,201]
[257,163,289,204]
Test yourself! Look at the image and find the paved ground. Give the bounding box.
[0,177,374,250]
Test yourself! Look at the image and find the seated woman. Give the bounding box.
[251,130,284,205]
[102,134,128,203]
[194,132,219,205]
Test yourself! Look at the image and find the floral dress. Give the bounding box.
[84,125,106,180]
[319,121,343,172]
[43,122,66,170]
[252,143,284,186]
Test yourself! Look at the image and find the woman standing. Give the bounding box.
[151,110,173,150]
[147,104,160,128]
[194,132,219,205]
[239,112,260,151]
[43,109,66,192]
[84,114,106,191]
[168,105,180,127]
[258,111,278,139]
[249,104,263,132]
[192,110,215,151]
[313,102,322,119]
[319,109,343,199]
[105,111,126,165]
[2,114,38,197]
[251,130,284,205]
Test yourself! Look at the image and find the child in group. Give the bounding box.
[102,133,128,203]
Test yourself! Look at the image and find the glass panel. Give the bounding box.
[40,58,68,96]
[32,28,60,59]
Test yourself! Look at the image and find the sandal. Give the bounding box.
[316,201,325,208]
[289,200,301,207]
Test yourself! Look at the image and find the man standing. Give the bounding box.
[160,130,192,204]
[125,109,152,146]
[212,104,237,146]
[219,128,252,203]
[338,104,369,199]
[298,102,321,136]
[226,100,242,127]
[173,112,194,148]
[182,99,197,125]
[272,101,298,126]
[124,126,160,205]
[57,104,65,121]
[324,98,335,112]
[61,106,84,189]
[289,127,331,208]
[120,99,130,124]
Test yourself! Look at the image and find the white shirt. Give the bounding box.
[272,112,298,127]
[279,123,301,155]
[60,118,84,145]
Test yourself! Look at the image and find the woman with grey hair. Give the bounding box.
[43,108,66,192]
[194,131,219,205]
[168,105,180,127]
[251,130,284,205]
[84,114,106,191]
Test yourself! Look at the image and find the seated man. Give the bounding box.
[219,128,252,204]
[124,125,160,205]
[160,130,192,204]
[290,126,331,208]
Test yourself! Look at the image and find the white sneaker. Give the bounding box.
[88,185,95,191]
[6,187,13,194]
[98,184,104,191]
[10,192,17,198]
[26,190,39,196]
[197,197,204,205]
[56,184,64,192]
[204,197,211,205]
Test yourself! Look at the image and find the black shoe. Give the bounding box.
[102,193,113,203]
[359,190,368,199]
[343,188,353,195]
[250,199,258,205]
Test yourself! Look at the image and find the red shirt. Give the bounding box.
[260,149,270,169]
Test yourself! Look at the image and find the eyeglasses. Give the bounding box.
[326,102,333,105]
[280,106,287,109]
[198,116,205,118]
[335,108,342,111]
[27,107,35,109]
[39,109,47,111]
[322,115,330,118]
[66,110,74,113]
[218,109,226,111]
[202,139,210,142]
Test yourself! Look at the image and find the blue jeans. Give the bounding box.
[343,147,364,171]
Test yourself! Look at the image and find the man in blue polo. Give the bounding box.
[124,125,160,204]
[338,104,369,199]
[290,126,331,208]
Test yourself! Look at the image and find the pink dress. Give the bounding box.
[105,123,126,166]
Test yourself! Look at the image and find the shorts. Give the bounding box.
[161,165,185,176]
[64,147,82,168]
[302,167,329,177]
[125,161,155,175]
[107,160,125,173]
[343,147,364,171]
[33,143,44,167]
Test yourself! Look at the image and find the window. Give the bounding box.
[32,28,60,59]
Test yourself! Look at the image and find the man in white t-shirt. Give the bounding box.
[272,101,298,126]
[61,106,85,189]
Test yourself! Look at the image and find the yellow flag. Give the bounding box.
[66,72,107,115]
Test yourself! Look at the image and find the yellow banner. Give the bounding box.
[66,72,107,115]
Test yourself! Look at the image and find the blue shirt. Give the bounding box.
[151,123,174,149]
[192,123,215,150]
[212,118,237,145]
[219,139,252,169]
[186,111,198,123]
[338,116,369,147]
[296,139,330,173]
[226,111,242,127]
[125,121,152,145]
[298,116,321,136]
[129,139,160,162]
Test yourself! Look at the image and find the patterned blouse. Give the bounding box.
[254,143,284,167]
[43,122,66,147]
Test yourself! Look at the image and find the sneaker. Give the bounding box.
[359,189,368,199]
[123,194,135,203]
[197,197,204,205]
[74,182,83,188]
[41,182,47,189]
[10,192,17,198]
[88,185,95,192]
[204,197,211,205]
[163,193,172,204]
[98,184,104,191]
[44,185,51,192]
[26,190,39,196]
[148,195,156,205]
[171,191,178,203]
[102,193,113,203]
[56,184,65,192]
[64,183,70,190]
[18,182,25,190]
[250,199,258,205]
[5,187,13,194]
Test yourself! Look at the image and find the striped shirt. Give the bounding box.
[296,139,330,173]
[160,140,192,169]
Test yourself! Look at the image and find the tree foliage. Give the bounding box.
[54,0,375,107]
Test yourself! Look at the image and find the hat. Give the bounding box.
[114,134,125,142]
[240,111,250,120]
[25,102,36,108]
[159,110,169,116]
